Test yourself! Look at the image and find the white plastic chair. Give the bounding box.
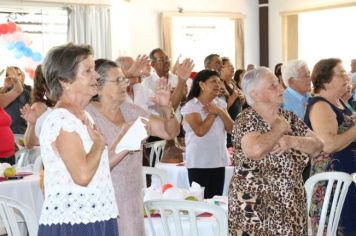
[32,156,43,174]
[0,195,38,236]
[144,199,228,236]
[145,140,166,167]
[305,172,352,236]
[13,134,25,151]
[142,166,168,188]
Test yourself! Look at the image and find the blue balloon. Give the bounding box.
[6,43,15,50]
[14,41,26,51]
[23,48,33,57]
[32,52,42,62]
[14,50,23,59]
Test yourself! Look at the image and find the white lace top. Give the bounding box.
[39,108,118,225]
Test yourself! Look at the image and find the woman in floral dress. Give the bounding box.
[304,58,356,235]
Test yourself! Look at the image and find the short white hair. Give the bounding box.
[281,59,307,87]
[242,67,271,105]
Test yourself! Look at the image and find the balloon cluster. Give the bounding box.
[0,21,43,79]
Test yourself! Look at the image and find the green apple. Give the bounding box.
[185,196,198,201]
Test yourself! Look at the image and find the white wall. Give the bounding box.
[110,0,259,68]
[269,0,356,69]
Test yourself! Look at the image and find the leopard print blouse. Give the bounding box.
[228,107,309,236]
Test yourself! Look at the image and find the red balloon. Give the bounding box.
[0,24,5,34]
[7,22,17,33]
[28,69,35,79]
[162,183,173,193]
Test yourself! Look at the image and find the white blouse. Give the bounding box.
[181,97,228,169]
[39,108,118,225]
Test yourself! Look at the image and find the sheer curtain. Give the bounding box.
[160,14,173,58]
[235,19,244,69]
[282,14,298,61]
[68,5,112,59]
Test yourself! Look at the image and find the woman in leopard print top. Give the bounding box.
[228,67,323,235]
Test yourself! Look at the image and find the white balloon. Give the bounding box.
[163,187,184,200]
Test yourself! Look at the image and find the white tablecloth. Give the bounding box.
[145,196,228,236]
[145,215,220,236]
[153,163,234,196]
[0,175,43,235]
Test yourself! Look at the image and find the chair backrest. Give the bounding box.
[13,134,25,151]
[15,149,29,168]
[142,166,168,189]
[0,195,38,236]
[144,199,228,236]
[305,172,352,236]
[145,140,166,167]
[33,156,43,174]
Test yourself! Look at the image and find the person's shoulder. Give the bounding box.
[31,102,47,114]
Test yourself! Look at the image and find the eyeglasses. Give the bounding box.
[334,71,350,78]
[106,76,130,86]
[154,57,171,63]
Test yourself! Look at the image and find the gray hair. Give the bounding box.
[94,59,119,88]
[204,54,220,68]
[281,59,307,87]
[115,56,133,72]
[43,43,93,102]
[241,67,271,105]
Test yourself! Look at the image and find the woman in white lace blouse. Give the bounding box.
[38,44,127,236]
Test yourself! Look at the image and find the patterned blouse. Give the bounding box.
[228,107,310,236]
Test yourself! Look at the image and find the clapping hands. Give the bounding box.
[151,78,171,107]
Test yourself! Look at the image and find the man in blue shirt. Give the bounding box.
[281,59,311,119]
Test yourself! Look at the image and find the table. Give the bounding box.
[153,163,234,196]
[0,175,43,235]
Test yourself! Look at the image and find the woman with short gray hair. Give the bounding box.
[38,44,126,236]
[228,67,323,235]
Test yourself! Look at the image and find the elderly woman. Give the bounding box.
[228,67,323,235]
[0,67,23,165]
[181,69,234,198]
[38,44,127,236]
[86,59,180,236]
[304,58,356,235]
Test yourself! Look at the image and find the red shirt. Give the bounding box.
[0,107,15,157]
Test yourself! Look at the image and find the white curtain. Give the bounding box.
[68,5,112,59]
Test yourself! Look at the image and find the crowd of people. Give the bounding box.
[0,42,355,236]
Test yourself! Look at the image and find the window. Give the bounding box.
[298,6,356,69]
[0,7,68,84]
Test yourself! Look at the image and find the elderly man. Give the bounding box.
[281,59,311,119]
[116,56,158,114]
[204,54,222,73]
[142,48,178,92]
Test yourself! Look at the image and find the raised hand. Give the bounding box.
[176,58,194,80]
[20,104,38,125]
[84,118,105,150]
[151,78,171,107]
[126,54,150,78]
